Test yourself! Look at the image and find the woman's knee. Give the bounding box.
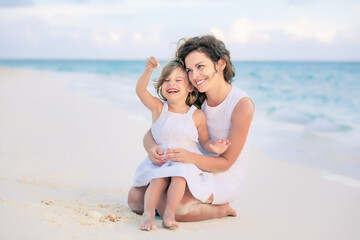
[127,186,146,215]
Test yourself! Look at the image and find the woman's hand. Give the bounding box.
[165,148,194,164]
[148,144,166,166]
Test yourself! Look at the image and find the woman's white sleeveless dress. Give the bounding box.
[134,102,213,203]
[200,86,250,204]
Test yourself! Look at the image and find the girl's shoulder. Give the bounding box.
[192,108,206,127]
[193,108,205,117]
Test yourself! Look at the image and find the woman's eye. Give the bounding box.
[176,79,182,82]
[186,69,192,73]
[164,79,170,82]
[198,65,204,69]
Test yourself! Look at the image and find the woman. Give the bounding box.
[128,35,254,221]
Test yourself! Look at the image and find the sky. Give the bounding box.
[0,0,359,61]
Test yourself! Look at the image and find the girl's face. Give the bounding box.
[161,67,193,104]
[184,51,223,93]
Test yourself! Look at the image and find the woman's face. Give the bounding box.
[184,51,221,93]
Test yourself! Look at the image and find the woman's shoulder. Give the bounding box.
[232,97,255,122]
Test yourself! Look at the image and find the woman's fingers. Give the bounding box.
[164,149,183,161]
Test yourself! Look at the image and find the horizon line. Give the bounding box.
[0,58,359,63]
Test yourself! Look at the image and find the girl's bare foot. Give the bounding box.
[162,211,179,229]
[140,211,156,231]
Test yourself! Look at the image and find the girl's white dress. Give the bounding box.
[134,102,213,203]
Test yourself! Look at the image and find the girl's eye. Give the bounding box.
[176,79,182,82]
[197,65,204,69]
[164,79,170,82]
[186,69,192,73]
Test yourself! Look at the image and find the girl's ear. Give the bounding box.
[217,58,226,71]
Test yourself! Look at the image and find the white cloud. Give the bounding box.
[211,18,338,46]
[210,27,226,42]
[132,26,162,45]
[283,19,337,44]
[229,18,254,44]
[214,18,271,44]
[0,4,131,28]
[125,0,201,8]
[91,29,127,46]
[133,31,143,42]
[315,30,337,44]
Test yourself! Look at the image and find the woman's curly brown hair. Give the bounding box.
[175,35,235,107]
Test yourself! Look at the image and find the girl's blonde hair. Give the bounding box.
[154,59,200,108]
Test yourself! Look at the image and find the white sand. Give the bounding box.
[1,67,360,240]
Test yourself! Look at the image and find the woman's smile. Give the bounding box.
[195,78,206,86]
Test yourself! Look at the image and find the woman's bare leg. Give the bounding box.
[127,186,147,215]
[157,186,236,222]
[162,177,186,229]
[140,178,169,231]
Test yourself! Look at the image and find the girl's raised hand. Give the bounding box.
[209,139,231,155]
[145,56,161,71]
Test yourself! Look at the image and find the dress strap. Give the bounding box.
[162,101,169,112]
[187,105,197,115]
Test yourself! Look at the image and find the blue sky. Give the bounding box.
[0,0,359,61]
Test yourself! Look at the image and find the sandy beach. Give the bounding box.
[1,67,360,240]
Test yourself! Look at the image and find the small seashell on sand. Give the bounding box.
[105,215,119,222]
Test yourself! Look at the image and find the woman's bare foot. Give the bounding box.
[140,211,156,231]
[162,211,179,229]
[218,203,237,218]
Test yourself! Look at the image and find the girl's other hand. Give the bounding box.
[209,139,231,155]
[148,145,166,166]
[145,56,161,71]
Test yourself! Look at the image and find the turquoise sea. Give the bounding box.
[1,60,359,179]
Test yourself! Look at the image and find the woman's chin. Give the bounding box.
[196,85,207,93]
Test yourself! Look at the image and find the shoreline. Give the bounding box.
[1,67,360,240]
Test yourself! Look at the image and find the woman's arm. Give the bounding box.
[166,97,254,173]
[143,129,167,166]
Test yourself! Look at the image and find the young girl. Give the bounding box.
[133,56,230,231]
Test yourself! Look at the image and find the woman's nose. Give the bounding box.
[191,69,200,79]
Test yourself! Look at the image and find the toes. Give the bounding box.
[162,220,178,230]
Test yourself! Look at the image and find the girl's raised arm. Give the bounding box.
[136,56,162,116]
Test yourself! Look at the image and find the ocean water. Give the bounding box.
[1,60,360,179]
